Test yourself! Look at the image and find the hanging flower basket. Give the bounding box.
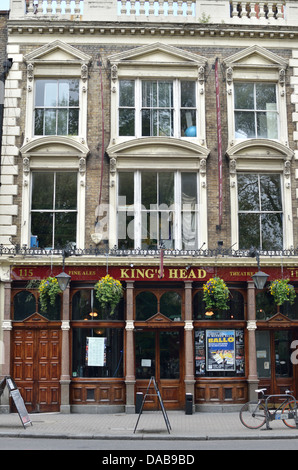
[94,275,123,315]
[38,276,62,312]
[269,279,296,306]
[203,277,230,311]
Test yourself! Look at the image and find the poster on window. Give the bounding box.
[206,330,235,372]
[86,337,107,367]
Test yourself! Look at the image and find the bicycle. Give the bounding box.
[239,388,298,430]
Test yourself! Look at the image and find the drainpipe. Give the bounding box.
[0,58,13,188]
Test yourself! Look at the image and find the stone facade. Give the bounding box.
[2,1,298,413]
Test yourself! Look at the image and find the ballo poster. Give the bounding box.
[206,330,235,372]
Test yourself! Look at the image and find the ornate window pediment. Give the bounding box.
[24,39,91,68]
[24,40,91,144]
[108,42,208,148]
[108,42,207,69]
[223,45,287,80]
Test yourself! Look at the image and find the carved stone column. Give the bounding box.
[60,286,71,413]
[247,281,259,401]
[125,281,135,413]
[184,281,195,410]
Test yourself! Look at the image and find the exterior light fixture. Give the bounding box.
[250,247,269,290]
[252,270,269,290]
[55,247,71,292]
[56,271,71,292]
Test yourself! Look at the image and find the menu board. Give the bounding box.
[86,337,107,367]
[5,376,32,428]
[195,329,245,377]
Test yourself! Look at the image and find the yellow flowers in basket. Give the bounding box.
[203,277,230,311]
[269,279,296,306]
[94,274,123,315]
[39,276,62,312]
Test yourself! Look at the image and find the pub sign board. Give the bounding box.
[11,265,298,283]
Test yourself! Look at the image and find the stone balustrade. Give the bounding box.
[9,0,298,25]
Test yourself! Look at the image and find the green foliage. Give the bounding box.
[94,275,123,315]
[39,276,61,312]
[269,279,296,306]
[203,277,230,311]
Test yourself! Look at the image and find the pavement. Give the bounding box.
[1,410,298,441]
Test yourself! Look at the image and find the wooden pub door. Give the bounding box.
[11,315,61,412]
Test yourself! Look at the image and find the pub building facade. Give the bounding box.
[2,0,298,413]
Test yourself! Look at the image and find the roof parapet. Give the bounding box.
[8,1,298,27]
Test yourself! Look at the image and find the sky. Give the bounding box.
[0,0,10,10]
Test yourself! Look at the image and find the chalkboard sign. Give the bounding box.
[5,376,32,429]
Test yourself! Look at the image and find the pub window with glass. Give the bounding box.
[71,289,124,379]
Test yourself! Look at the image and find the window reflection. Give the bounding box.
[72,290,124,320]
[14,291,36,320]
[136,292,158,320]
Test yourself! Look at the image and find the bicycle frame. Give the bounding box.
[264,393,298,430]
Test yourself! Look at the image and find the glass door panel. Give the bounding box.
[135,331,155,379]
[256,329,294,396]
[275,331,292,378]
[160,331,180,379]
[256,330,271,378]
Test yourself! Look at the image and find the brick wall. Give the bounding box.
[9,36,298,251]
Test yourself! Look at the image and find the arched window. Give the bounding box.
[136,292,158,320]
[256,288,298,320]
[193,289,244,320]
[72,290,124,320]
[256,291,276,320]
[160,292,181,320]
[280,295,298,319]
[13,289,61,321]
[14,291,36,320]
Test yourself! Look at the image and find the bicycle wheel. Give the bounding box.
[239,401,266,429]
[282,401,298,429]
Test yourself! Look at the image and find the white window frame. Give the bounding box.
[20,41,91,250]
[233,82,279,140]
[237,172,284,251]
[24,40,91,144]
[224,45,289,148]
[20,141,88,250]
[116,170,200,250]
[118,78,198,139]
[34,78,80,137]
[30,170,79,250]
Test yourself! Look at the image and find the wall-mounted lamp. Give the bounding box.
[55,248,71,291]
[250,248,269,290]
